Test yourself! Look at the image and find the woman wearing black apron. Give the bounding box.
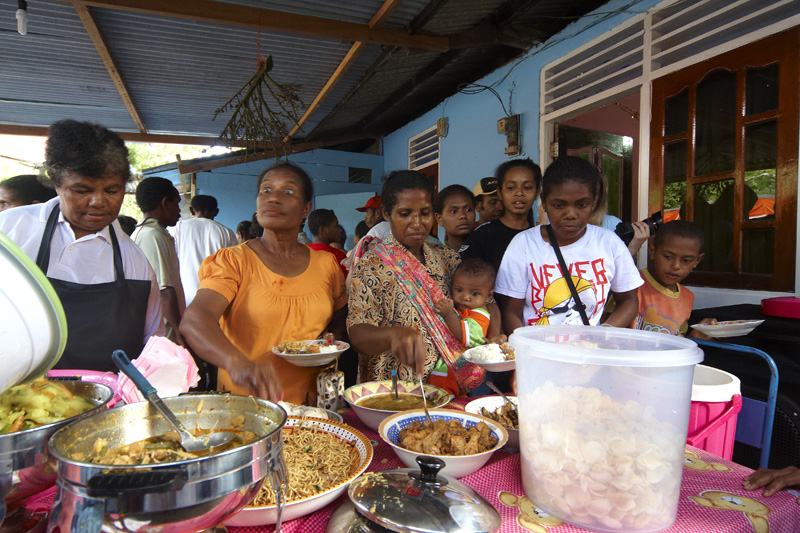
[0,120,163,371]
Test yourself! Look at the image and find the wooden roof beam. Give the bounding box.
[72,2,147,134]
[53,0,449,52]
[285,0,403,140]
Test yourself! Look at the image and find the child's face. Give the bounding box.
[436,193,475,238]
[543,180,596,246]
[500,167,538,217]
[452,271,493,312]
[648,234,704,291]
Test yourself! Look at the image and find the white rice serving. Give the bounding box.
[464,343,505,363]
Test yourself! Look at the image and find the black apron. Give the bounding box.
[35,206,151,371]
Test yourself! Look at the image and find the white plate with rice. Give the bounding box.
[462,343,516,372]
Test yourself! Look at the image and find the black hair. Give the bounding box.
[249,212,263,238]
[380,170,435,214]
[0,174,56,204]
[307,208,337,236]
[433,184,474,214]
[236,220,252,238]
[495,158,542,191]
[354,220,369,240]
[454,258,496,282]
[653,220,704,251]
[135,177,179,213]
[255,161,313,203]
[541,156,602,203]
[117,215,137,236]
[45,119,131,187]
[190,194,217,213]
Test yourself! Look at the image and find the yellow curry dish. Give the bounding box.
[0,378,96,434]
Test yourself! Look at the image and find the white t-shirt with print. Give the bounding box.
[495,224,643,326]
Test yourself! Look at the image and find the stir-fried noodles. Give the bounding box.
[249,424,358,506]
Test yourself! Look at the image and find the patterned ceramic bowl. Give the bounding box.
[343,380,451,432]
[379,409,508,478]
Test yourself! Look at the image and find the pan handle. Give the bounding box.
[87,468,187,497]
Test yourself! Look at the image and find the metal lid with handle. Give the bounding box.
[328,455,501,533]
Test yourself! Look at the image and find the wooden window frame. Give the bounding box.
[649,28,799,292]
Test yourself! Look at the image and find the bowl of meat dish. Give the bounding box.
[224,416,373,527]
[344,380,452,432]
[465,395,519,450]
[47,393,287,533]
[0,378,113,520]
[272,340,350,367]
[378,409,508,479]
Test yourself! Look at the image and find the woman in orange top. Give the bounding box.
[180,163,347,404]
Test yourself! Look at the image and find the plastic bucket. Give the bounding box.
[686,365,742,460]
[510,326,703,533]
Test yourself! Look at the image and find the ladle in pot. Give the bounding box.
[487,381,517,413]
[112,350,235,452]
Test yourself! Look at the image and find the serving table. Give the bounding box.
[20,399,800,532]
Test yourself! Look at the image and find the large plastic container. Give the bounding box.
[686,365,742,459]
[510,326,703,533]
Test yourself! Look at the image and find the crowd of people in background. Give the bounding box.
[0,118,795,496]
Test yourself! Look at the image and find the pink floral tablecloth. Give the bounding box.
[227,401,800,533]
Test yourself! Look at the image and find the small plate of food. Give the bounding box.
[465,395,519,449]
[690,319,764,338]
[277,401,342,423]
[272,340,350,367]
[462,343,516,372]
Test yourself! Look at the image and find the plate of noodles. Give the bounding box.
[224,416,372,526]
[272,340,350,367]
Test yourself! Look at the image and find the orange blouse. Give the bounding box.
[198,244,346,404]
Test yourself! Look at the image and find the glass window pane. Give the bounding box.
[746,64,779,116]
[663,141,687,219]
[741,229,774,274]
[744,120,777,220]
[694,180,734,273]
[695,69,736,176]
[601,152,621,218]
[664,88,688,136]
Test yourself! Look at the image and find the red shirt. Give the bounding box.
[308,243,348,276]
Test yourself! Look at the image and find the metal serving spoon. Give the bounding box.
[112,350,235,452]
[487,381,517,413]
[419,376,434,424]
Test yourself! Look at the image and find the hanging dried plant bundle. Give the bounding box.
[213,56,303,154]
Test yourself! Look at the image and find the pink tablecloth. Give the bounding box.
[228,402,800,533]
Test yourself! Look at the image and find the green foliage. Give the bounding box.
[126,143,207,174]
[0,160,38,182]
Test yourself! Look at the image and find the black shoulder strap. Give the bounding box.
[35,204,124,280]
[545,224,590,326]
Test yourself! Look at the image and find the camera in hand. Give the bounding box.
[614,211,663,245]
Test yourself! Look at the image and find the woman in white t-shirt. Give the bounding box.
[495,156,642,332]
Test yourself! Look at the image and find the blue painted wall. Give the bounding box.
[382,0,661,190]
[148,148,383,234]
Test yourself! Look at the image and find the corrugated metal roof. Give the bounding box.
[0,0,611,149]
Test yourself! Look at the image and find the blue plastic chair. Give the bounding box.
[692,338,778,469]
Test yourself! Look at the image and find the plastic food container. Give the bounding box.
[510,326,703,533]
[686,365,742,460]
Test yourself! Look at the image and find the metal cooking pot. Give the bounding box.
[0,380,113,529]
[47,394,287,533]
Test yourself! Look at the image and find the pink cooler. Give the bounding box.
[686,364,742,459]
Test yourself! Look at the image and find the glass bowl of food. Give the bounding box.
[378,409,507,478]
[344,380,451,432]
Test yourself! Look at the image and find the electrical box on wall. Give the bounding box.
[497,114,521,156]
[436,117,449,137]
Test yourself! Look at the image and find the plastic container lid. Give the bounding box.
[0,231,67,395]
[761,296,800,319]
[509,325,703,367]
[691,364,741,402]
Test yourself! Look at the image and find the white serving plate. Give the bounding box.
[224,416,372,527]
[272,340,349,367]
[0,231,67,395]
[465,396,519,450]
[690,319,764,338]
[462,345,516,372]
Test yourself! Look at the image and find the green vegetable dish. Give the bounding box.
[0,378,95,434]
